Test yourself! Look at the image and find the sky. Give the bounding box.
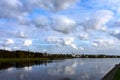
[1,0,120,55]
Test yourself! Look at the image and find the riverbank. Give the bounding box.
[113,68,120,80]
[102,64,120,80]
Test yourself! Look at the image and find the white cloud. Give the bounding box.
[31,0,77,12]
[0,0,23,18]
[91,38,114,47]
[82,10,114,31]
[111,30,120,35]
[23,40,32,46]
[32,16,49,28]
[18,31,27,38]
[111,33,120,40]
[110,20,120,28]
[46,36,78,49]
[78,32,88,40]
[13,46,20,50]
[5,39,14,45]
[63,37,74,46]
[0,0,78,20]
[17,13,30,25]
[70,44,78,49]
[43,49,47,53]
[91,42,98,47]
[109,21,120,40]
[92,10,114,24]
[4,47,11,51]
[79,47,85,50]
[52,15,76,34]
[63,37,78,49]
[46,36,63,44]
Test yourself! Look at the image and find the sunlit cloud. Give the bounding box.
[52,15,76,34]
[23,40,32,46]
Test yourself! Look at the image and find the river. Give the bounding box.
[0,58,120,80]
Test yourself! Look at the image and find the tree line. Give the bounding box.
[0,49,120,59]
[0,50,73,59]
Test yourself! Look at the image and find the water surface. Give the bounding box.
[0,58,120,80]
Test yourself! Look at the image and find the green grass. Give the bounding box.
[113,68,120,80]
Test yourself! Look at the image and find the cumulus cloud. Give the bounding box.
[46,36,78,49]
[63,37,78,49]
[109,21,120,40]
[46,0,77,12]
[91,38,114,47]
[77,32,88,40]
[32,16,49,28]
[0,39,14,50]
[26,0,77,12]
[111,32,120,40]
[23,40,32,46]
[46,36,63,44]
[110,20,120,27]
[0,0,23,18]
[79,47,85,50]
[91,42,98,47]
[17,13,30,25]
[4,47,11,51]
[92,10,114,24]
[111,30,120,35]
[5,39,14,46]
[82,10,114,31]
[63,37,74,46]
[71,44,78,49]
[18,31,27,38]
[0,0,77,19]
[52,15,76,34]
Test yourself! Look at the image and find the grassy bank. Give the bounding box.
[113,68,120,80]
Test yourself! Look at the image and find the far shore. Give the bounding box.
[0,49,120,63]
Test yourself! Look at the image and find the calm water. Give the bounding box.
[0,58,120,80]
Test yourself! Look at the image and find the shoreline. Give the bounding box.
[102,64,120,80]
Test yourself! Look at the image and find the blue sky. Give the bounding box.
[1,0,120,55]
